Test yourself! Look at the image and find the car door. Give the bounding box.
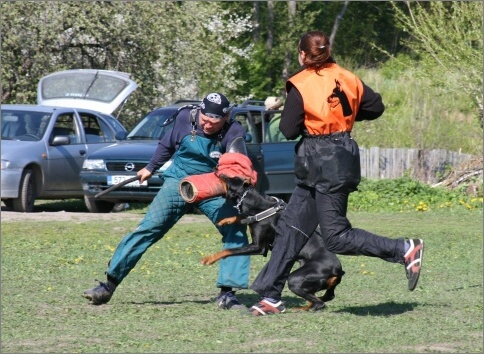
[80,111,128,162]
[43,112,88,194]
[79,112,119,144]
[260,110,297,196]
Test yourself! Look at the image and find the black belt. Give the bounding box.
[304,131,351,139]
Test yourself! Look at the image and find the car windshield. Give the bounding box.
[1,110,52,141]
[127,110,175,140]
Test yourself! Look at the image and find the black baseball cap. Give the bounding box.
[200,93,231,119]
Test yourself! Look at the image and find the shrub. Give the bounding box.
[349,177,483,212]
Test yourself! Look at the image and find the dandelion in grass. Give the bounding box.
[439,201,452,208]
[360,263,375,276]
[416,201,428,211]
[469,197,483,209]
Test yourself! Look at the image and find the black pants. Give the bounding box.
[250,184,405,300]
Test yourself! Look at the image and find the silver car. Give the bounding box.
[1,69,137,212]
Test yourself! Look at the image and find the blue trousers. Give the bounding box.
[107,177,250,289]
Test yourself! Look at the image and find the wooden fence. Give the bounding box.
[359,147,477,184]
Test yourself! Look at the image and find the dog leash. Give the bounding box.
[233,188,251,214]
[240,196,286,225]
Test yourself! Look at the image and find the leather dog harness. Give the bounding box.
[233,189,286,224]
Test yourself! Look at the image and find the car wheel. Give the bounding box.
[12,169,36,212]
[84,195,116,213]
[112,203,129,213]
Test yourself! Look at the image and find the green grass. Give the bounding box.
[29,176,484,215]
[33,199,149,214]
[1,209,482,353]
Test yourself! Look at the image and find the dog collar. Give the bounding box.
[233,188,251,214]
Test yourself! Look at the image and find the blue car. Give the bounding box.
[80,100,296,213]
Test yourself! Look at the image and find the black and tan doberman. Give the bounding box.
[201,175,345,311]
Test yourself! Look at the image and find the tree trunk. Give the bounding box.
[252,1,260,42]
[266,1,274,50]
[330,0,349,46]
[265,1,275,92]
[282,1,297,84]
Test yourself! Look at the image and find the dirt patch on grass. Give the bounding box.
[0,206,207,224]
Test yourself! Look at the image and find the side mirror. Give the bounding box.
[51,136,70,146]
[115,131,128,140]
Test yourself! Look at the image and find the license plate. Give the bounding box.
[107,175,147,187]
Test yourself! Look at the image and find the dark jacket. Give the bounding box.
[146,108,245,174]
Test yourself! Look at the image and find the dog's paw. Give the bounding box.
[293,305,313,312]
[216,216,239,226]
[201,250,231,265]
[201,256,216,266]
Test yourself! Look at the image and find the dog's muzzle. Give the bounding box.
[179,172,227,203]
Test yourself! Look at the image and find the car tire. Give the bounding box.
[12,169,36,212]
[112,203,129,213]
[84,195,116,213]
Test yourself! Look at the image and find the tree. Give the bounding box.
[1,1,168,125]
[392,1,483,123]
[227,1,403,100]
[0,1,252,128]
[230,1,323,99]
[153,1,252,104]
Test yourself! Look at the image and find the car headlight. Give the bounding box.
[82,159,106,170]
[1,159,10,170]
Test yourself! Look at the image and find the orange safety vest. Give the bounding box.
[288,63,364,135]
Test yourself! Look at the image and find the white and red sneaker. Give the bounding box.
[404,239,424,291]
[249,299,286,316]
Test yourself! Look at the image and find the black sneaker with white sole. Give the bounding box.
[216,291,247,310]
[82,280,115,305]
